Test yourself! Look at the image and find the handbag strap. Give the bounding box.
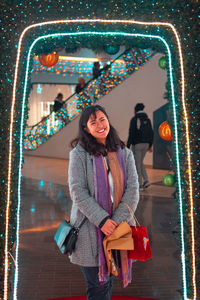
[121,201,140,226]
[77,217,87,229]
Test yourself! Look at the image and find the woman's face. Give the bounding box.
[86,110,110,145]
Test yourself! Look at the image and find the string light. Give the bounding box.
[59,56,100,62]
[58,56,124,64]
[17,30,184,299]
[32,55,127,78]
[4,19,195,300]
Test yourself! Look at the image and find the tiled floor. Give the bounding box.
[16,156,182,300]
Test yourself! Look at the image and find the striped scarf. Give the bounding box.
[93,147,132,287]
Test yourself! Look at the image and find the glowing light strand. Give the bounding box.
[32,56,127,78]
[17,31,183,300]
[5,19,195,300]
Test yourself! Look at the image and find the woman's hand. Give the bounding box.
[101,219,118,236]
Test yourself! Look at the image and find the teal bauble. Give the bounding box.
[65,45,78,53]
[104,44,120,55]
[158,56,167,69]
[163,174,175,186]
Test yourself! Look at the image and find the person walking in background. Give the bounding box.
[101,62,111,96]
[68,105,139,300]
[92,61,102,101]
[127,103,153,191]
[53,93,64,112]
[75,77,86,94]
[76,77,91,110]
[92,61,101,79]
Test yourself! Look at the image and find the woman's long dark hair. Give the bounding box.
[71,105,125,156]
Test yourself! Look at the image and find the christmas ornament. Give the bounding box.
[158,121,173,141]
[163,174,175,186]
[38,51,59,67]
[65,46,78,53]
[104,44,120,55]
[158,56,167,69]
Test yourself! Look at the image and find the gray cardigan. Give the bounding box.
[68,144,139,266]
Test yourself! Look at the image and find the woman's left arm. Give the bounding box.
[112,148,139,224]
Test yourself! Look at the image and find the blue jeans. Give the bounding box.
[80,266,114,300]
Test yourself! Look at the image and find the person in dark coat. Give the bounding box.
[75,77,86,94]
[92,61,101,79]
[75,78,91,110]
[53,93,64,112]
[127,103,153,191]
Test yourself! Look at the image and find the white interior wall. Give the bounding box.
[24,53,167,165]
[27,84,75,126]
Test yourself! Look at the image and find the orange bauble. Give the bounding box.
[158,121,173,141]
[38,51,59,67]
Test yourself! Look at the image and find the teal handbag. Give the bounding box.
[54,218,87,254]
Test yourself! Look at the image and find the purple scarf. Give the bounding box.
[93,148,132,286]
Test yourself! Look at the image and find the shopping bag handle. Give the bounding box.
[121,201,140,226]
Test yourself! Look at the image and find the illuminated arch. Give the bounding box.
[4,20,196,300]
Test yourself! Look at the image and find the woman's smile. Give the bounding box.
[96,128,106,133]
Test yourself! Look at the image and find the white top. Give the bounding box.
[104,157,114,203]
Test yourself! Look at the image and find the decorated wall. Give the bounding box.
[0,1,199,299]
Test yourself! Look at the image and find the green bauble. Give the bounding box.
[163,174,175,186]
[104,44,120,55]
[158,56,167,69]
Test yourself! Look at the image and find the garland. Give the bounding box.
[0,0,199,298]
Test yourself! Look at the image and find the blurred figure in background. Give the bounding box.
[53,93,64,112]
[76,77,91,111]
[75,77,86,94]
[92,61,101,79]
[127,103,153,191]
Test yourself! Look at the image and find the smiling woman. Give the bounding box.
[68,105,139,298]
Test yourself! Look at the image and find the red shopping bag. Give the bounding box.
[128,225,152,261]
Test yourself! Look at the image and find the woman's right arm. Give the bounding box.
[68,149,109,227]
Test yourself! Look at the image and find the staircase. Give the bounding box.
[24,48,154,150]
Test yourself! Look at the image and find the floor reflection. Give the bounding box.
[20,177,70,231]
[17,175,182,300]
